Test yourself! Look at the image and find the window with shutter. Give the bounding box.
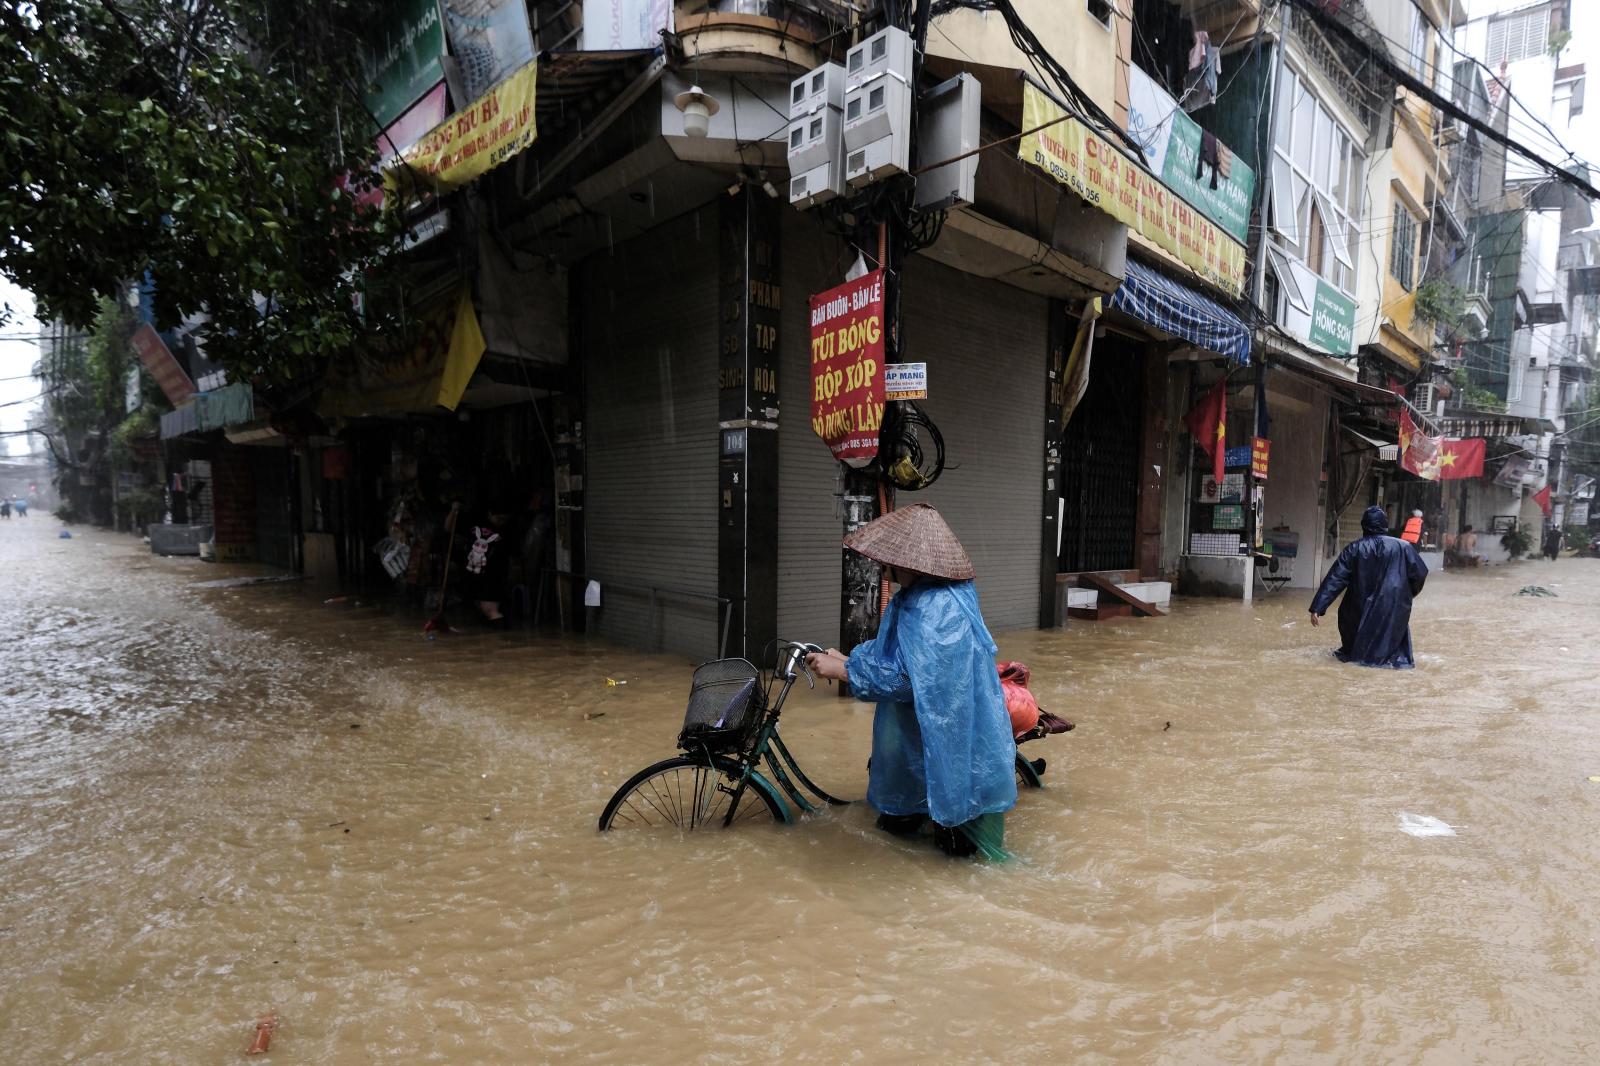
[1487,18,1507,65]
[1487,5,1552,66]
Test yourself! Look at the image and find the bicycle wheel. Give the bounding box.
[597,754,787,831]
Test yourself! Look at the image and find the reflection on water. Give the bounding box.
[3,517,1600,1063]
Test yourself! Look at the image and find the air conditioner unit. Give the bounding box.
[1413,382,1442,417]
[1438,116,1466,146]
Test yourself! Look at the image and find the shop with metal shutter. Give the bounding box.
[582,207,721,659]
[776,222,1048,639]
[251,449,296,570]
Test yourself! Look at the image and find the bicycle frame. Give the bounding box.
[713,642,851,827]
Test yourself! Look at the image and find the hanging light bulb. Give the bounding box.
[674,84,720,139]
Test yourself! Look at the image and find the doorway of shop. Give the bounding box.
[1058,335,1144,573]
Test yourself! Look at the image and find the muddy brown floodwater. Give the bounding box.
[3,517,1600,1063]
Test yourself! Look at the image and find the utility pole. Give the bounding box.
[839,1,933,666]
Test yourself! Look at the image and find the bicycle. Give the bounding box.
[598,642,849,831]
[597,641,1070,832]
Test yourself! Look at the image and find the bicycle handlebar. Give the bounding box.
[776,640,826,688]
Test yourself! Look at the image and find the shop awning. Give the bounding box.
[1344,426,1401,461]
[1108,260,1251,364]
[158,382,256,440]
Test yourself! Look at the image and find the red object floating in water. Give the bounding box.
[246,1013,278,1055]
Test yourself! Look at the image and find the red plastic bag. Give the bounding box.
[996,660,1039,736]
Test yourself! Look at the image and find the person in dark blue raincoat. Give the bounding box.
[1309,505,1429,668]
[806,505,1017,858]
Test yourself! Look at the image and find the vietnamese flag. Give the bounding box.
[1184,379,1228,483]
[1437,438,1485,479]
[1533,483,1552,517]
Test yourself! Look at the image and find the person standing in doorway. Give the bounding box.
[805,504,1017,858]
[1542,524,1563,562]
[1309,505,1429,668]
[462,503,513,628]
[1400,509,1423,544]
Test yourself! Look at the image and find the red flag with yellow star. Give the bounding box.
[1184,379,1228,484]
[1437,438,1485,479]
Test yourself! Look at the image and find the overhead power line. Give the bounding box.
[1287,0,1600,204]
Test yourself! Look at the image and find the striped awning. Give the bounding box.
[1109,260,1251,364]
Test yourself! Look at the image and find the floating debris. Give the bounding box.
[246,1013,278,1055]
[192,575,304,589]
[1398,812,1457,838]
[1516,585,1557,597]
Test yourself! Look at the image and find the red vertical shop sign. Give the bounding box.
[809,270,885,466]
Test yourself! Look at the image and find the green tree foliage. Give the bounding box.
[0,0,402,382]
[36,298,152,521]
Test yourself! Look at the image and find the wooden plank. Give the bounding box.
[1067,603,1133,621]
[1080,572,1161,617]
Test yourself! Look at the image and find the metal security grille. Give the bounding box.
[251,449,295,570]
[1058,338,1144,573]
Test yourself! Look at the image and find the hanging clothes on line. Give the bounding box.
[1184,31,1220,111]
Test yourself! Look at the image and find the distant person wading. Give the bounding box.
[1309,506,1429,669]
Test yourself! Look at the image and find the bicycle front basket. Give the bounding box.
[678,658,766,753]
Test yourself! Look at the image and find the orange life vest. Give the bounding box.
[1400,516,1423,543]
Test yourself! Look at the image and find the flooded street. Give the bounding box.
[4,517,1600,1064]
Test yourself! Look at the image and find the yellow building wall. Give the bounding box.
[1377,116,1437,365]
[925,0,1123,115]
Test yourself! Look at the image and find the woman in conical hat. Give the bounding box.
[806,504,1016,858]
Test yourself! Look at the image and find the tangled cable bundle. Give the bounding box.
[877,400,946,491]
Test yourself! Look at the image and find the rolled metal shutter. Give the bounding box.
[777,216,853,647]
[584,209,720,658]
[899,256,1045,631]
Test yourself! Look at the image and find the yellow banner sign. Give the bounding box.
[1019,83,1246,297]
[320,289,485,419]
[396,61,538,192]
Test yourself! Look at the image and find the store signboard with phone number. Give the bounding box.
[809,271,886,467]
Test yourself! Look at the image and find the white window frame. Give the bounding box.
[1268,64,1364,297]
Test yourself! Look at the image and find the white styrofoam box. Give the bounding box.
[845,26,911,91]
[789,62,843,119]
[843,73,910,186]
[1121,581,1172,606]
[1067,588,1099,609]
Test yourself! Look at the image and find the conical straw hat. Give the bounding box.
[843,503,975,580]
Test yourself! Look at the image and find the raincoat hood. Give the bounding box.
[1361,506,1390,535]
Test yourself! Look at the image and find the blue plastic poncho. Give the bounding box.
[845,580,1018,827]
[1309,506,1429,669]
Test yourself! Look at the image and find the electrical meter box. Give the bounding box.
[843,76,911,186]
[845,25,912,90]
[914,73,982,209]
[787,63,846,209]
[842,28,913,188]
